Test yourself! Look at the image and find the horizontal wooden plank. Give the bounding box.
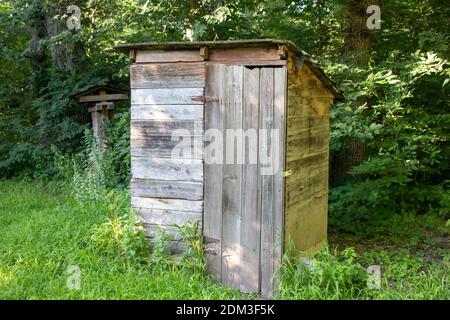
[287,116,329,137]
[131,63,205,88]
[131,120,203,137]
[131,136,203,159]
[131,105,204,121]
[132,196,203,212]
[131,157,203,181]
[136,50,204,63]
[79,93,128,103]
[140,208,202,226]
[286,168,328,208]
[143,224,202,241]
[131,88,204,105]
[209,47,280,61]
[286,132,329,162]
[131,178,203,200]
[207,60,287,67]
[286,152,328,175]
[284,196,328,254]
[143,224,182,240]
[144,238,190,254]
[287,94,333,116]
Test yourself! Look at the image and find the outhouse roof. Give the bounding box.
[115,39,344,100]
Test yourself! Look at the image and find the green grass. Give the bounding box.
[0,180,448,299]
[0,180,241,299]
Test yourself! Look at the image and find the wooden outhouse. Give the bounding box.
[117,39,343,296]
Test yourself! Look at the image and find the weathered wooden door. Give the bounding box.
[204,64,286,297]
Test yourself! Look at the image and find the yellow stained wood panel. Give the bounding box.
[284,59,334,255]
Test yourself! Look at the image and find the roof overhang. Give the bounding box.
[115,39,344,100]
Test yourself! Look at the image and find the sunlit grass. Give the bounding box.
[0,180,448,300]
[0,180,241,300]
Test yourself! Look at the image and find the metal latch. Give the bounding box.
[283,170,293,177]
[191,96,219,103]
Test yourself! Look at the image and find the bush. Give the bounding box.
[91,190,149,262]
[327,50,450,235]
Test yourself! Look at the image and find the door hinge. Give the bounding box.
[191,95,219,103]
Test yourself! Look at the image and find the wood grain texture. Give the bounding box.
[259,67,275,297]
[131,63,205,89]
[136,50,203,63]
[140,208,202,226]
[284,59,332,256]
[131,156,203,181]
[129,62,206,251]
[202,65,287,297]
[209,47,280,61]
[131,120,202,137]
[131,178,203,200]
[131,105,204,121]
[131,136,203,159]
[240,67,260,293]
[132,196,203,212]
[269,67,287,298]
[78,93,128,103]
[142,224,204,241]
[131,88,204,105]
[221,65,243,288]
[207,60,287,67]
[203,64,225,282]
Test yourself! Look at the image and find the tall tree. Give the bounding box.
[331,0,382,185]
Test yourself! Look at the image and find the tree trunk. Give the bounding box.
[331,0,382,185]
[341,0,380,64]
[186,0,198,41]
[27,0,47,93]
[46,3,86,72]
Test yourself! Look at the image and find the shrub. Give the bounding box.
[90,190,149,262]
[327,51,450,235]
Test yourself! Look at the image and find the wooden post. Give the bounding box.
[88,101,114,150]
[75,86,128,151]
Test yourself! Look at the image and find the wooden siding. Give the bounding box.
[284,59,334,256]
[130,61,205,246]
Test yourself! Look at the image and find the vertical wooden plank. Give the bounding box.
[259,68,275,297]
[271,67,287,297]
[240,67,261,293]
[204,64,224,282]
[221,65,243,288]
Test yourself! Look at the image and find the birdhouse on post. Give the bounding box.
[74,85,129,149]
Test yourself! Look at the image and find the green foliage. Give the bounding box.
[359,249,449,300]
[0,180,243,299]
[327,48,450,235]
[279,247,368,299]
[90,190,149,262]
[175,221,206,272]
[0,0,449,300]
[52,122,130,205]
[279,245,449,300]
[1,180,447,299]
[102,111,131,187]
